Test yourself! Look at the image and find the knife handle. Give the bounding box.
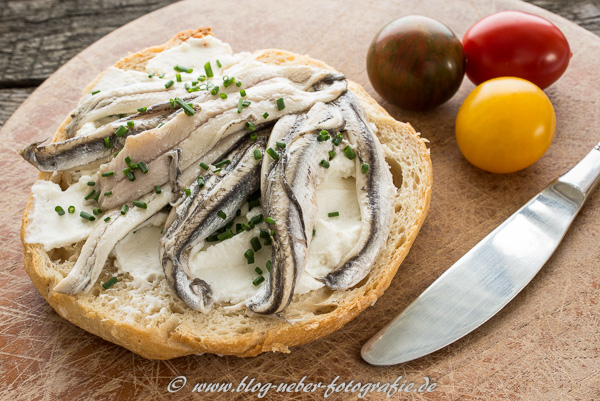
[557,141,600,200]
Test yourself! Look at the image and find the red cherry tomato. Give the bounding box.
[463,11,571,89]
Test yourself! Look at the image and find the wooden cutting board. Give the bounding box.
[1,0,599,399]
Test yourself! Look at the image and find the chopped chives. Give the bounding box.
[198,75,206,82]
[55,206,65,216]
[344,145,356,160]
[236,223,243,233]
[118,113,126,118]
[320,159,330,168]
[127,120,134,127]
[242,100,251,107]
[174,65,193,73]
[253,275,265,286]
[138,161,149,174]
[263,112,269,119]
[247,220,255,230]
[204,61,214,77]
[126,170,135,181]
[120,204,128,215]
[236,209,241,217]
[206,234,219,242]
[270,229,275,236]
[164,80,174,89]
[84,189,96,200]
[91,90,100,95]
[259,229,270,239]
[236,80,242,87]
[244,249,255,264]
[266,260,272,272]
[251,237,262,252]
[104,191,113,197]
[155,185,162,194]
[176,73,182,82]
[265,216,276,224]
[333,132,343,146]
[217,210,227,219]
[276,97,285,111]
[255,267,263,275]
[317,131,330,141]
[214,159,230,168]
[137,106,147,113]
[158,122,165,128]
[87,181,95,186]
[313,228,316,236]
[328,150,336,160]
[169,98,175,108]
[212,168,222,174]
[223,76,235,87]
[250,132,258,141]
[148,72,156,78]
[174,97,195,116]
[216,59,222,68]
[80,211,95,221]
[159,73,166,79]
[104,216,111,222]
[266,148,279,160]
[115,125,128,137]
[93,208,103,215]
[132,200,147,209]
[103,137,111,148]
[251,214,264,224]
[237,98,243,113]
[248,199,261,210]
[93,191,100,201]
[68,205,75,214]
[199,162,209,170]
[197,177,205,188]
[210,86,219,95]
[328,211,340,217]
[101,171,114,177]
[220,93,227,99]
[184,188,191,196]
[253,149,262,160]
[245,121,256,131]
[125,156,132,164]
[362,163,370,173]
[102,277,118,290]
[240,89,246,97]
[217,230,234,241]
[275,141,286,149]
[263,237,272,246]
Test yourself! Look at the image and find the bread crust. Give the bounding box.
[20,28,432,359]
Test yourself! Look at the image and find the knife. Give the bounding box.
[362,142,600,366]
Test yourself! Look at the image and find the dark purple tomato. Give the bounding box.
[462,11,571,89]
[366,15,465,111]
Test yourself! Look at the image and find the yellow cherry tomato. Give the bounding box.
[455,77,555,174]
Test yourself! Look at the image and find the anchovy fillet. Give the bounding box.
[20,109,173,172]
[321,92,395,290]
[159,132,269,312]
[247,103,344,314]
[96,69,346,208]
[53,186,173,294]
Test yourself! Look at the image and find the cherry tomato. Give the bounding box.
[367,15,465,111]
[463,11,571,89]
[455,77,555,174]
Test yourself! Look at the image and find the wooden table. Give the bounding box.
[1,0,600,400]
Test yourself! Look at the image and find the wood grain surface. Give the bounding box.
[1,0,600,400]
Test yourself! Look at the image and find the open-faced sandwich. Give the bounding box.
[19,28,432,359]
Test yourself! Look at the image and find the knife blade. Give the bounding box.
[362,142,600,366]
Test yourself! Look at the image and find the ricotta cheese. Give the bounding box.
[25,174,100,251]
